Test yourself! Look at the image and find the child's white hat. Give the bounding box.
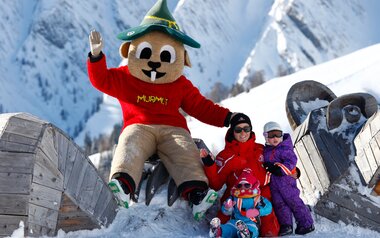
[263,121,282,132]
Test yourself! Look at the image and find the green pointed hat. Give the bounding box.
[117,0,200,48]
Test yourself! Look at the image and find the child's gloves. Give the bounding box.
[223,198,235,211]
[263,162,283,176]
[246,208,259,218]
[200,148,214,167]
[89,30,103,57]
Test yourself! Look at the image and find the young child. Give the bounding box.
[209,169,272,238]
[262,121,314,236]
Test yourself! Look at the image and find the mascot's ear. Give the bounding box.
[184,50,192,68]
[119,42,131,59]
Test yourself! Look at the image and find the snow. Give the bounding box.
[8,43,380,238]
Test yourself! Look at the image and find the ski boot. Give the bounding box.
[236,220,250,238]
[278,224,293,236]
[108,179,130,208]
[192,189,218,221]
[295,224,315,235]
[209,217,222,238]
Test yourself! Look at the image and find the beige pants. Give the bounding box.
[110,124,208,188]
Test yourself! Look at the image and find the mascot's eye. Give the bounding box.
[136,42,152,59]
[160,45,176,63]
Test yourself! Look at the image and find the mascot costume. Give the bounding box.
[87,0,242,220]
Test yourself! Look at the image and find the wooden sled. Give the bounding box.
[0,113,118,237]
[286,81,380,232]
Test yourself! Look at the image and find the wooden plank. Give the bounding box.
[357,121,372,146]
[0,215,27,236]
[304,135,330,190]
[318,131,348,180]
[0,131,39,147]
[27,223,55,237]
[63,144,78,190]
[326,185,380,222]
[6,117,44,139]
[316,198,380,232]
[77,166,99,212]
[65,152,87,200]
[294,143,315,204]
[373,133,380,165]
[368,111,380,137]
[0,194,28,215]
[16,113,48,124]
[57,217,100,232]
[0,139,37,153]
[28,203,59,229]
[57,133,69,174]
[295,137,324,194]
[355,148,373,183]
[33,150,64,191]
[98,196,118,226]
[57,194,99,232]
[93,185,112,219]
[86,177,104,214]
[0,173,31,194]
[38,126,59,169]
[29,183,62,211]
[0,151,34,174]
[363,143,377,175]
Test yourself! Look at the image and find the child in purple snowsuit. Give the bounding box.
[262,121,314,236]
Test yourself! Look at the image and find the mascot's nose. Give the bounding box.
[148,61,161,70]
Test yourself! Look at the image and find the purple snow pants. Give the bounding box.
[270,175,313,228]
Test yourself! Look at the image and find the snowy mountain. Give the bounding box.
[1,0,380,145]
[175,0,380,92]
[9,42,380,238]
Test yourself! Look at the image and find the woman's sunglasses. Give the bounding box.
[267,131,283,138]
[234,126,251,133]
[236,183,251,189]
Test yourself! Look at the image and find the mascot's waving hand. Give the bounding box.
[87,0,241,221]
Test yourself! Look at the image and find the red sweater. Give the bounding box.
[87,55,230,132]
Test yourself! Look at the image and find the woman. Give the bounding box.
[201,113,280,237]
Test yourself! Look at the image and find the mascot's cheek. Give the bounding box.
[160,61,184,83]
[128,57,152,83]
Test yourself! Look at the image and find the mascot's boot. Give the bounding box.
[190,189,218,221]
[209,217,222,238]
[108,179,130,208]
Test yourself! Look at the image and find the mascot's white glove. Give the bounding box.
[89,30,103,57]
